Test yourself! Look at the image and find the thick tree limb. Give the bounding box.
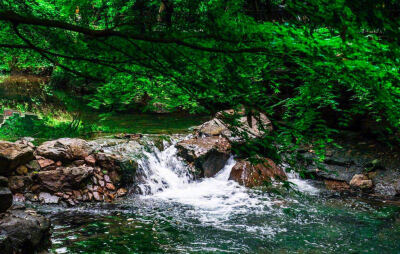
[0,10,270,54]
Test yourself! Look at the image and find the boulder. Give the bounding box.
[36,157,55,169]
[196,109,272,142]
[38,192,60,204]
[0,141,34,175]
[8,176,32,193]
[229,158,287,187]
[0,208,51,254]
[349,174,373,189]
[0,187,12,213]
[36,138,93,162]
[34,165,94,192]
[176,136,231,177]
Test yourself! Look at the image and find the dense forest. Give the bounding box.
[1,1,400,253]
[2,1,400,148]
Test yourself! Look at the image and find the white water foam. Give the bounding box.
[136,139,318,225]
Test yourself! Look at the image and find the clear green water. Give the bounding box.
[34,188,400,254]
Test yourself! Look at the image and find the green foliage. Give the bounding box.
[0,114,96,143]
[0,0,400,162]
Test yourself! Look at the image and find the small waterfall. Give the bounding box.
[286,169,319,194]
[136,143,192,194]
[127,136,320,225]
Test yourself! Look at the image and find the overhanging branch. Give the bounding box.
[0,10,271,54]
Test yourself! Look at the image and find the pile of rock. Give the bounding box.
[176,109,286,186]
[0,139,51,254]
[2,138,129,206]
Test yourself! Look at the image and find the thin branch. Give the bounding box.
[12,24,104,82]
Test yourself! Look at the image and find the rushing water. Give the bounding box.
[32,140,400,253]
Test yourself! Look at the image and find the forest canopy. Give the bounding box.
[1,0,400,159]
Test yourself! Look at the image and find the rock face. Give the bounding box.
[229,158,287,187]
[349,174,373,189]
[36,138,93,162]
[34,165,94,192]
[176,137,231,177]
[0,141,34,175]
[0,208,51,254]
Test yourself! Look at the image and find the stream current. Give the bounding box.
[33,139,400,253]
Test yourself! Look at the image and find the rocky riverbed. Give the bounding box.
[0,110,399,253]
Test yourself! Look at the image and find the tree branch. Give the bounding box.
[0,10,270,54]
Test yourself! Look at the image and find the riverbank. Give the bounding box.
[1,111,400,253]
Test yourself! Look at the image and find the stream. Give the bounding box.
[30,140,400,253]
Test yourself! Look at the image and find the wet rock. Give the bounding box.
[116,188,128,197]
[73,190,82,200]
[0,208,51,253]
[84,155,96,166]
[38,192,60,204]
[8,176,32,193]
[0,187,13,213]
[374,183,397,197]
[15,165,28,175]
[34,165,94,192]
[15,137,35,148]
[349,174,373,189]
[324,180,350,191]
[229,158,287,187]
[30,184,40,193]
[94,186,104,193]
[36,138,93,162]
[93,192,102,201]
[117,159,138,186]
[177,136,231,177]
[196,117,229,137]
[106,183,116,191]
[0,141,34,175]
[26,160,40,171]
[104,175,111,183]
[13,193,25,203]
[109,170,121,185]
[36,157,55,169]
[99,180,105,187]
[66,199,76,206]
[54,192,63,197]
[73,160,85,166]
[95,152,123,171]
